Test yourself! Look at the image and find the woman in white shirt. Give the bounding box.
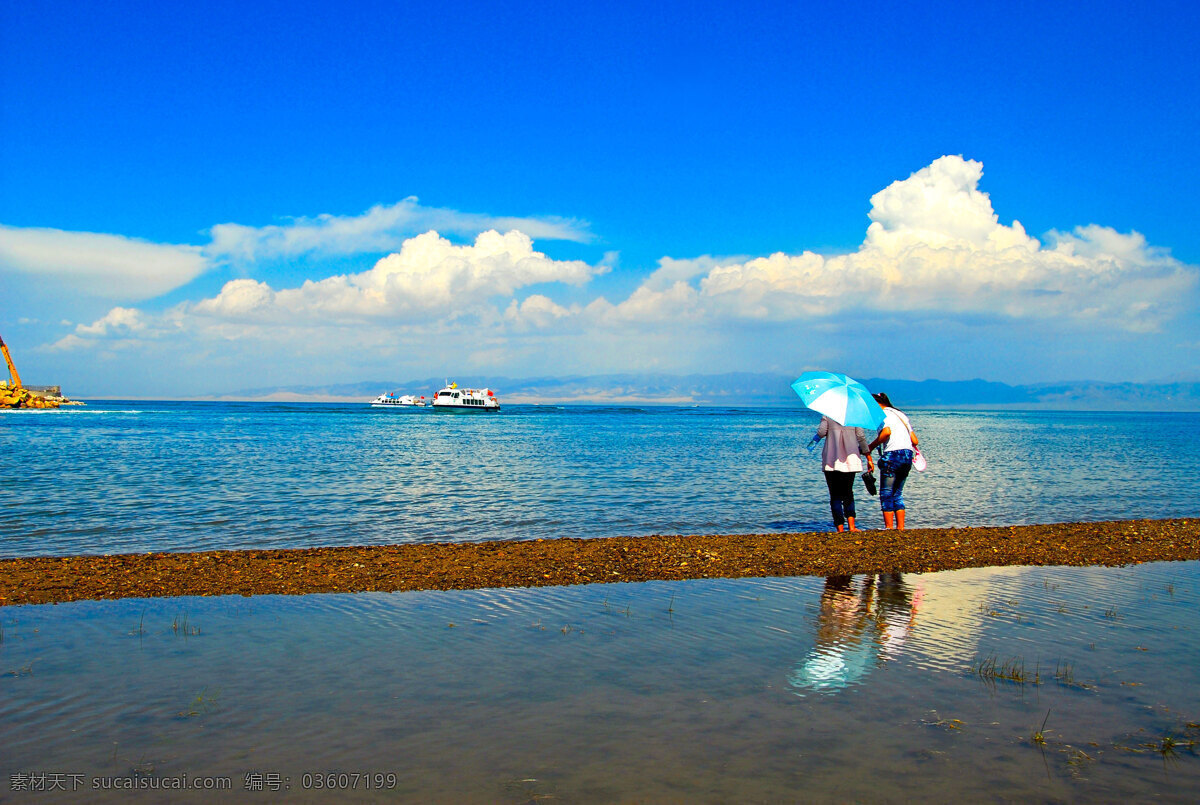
[816,416,874,532]
[867,392,918,530]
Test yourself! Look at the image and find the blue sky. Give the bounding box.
[2,0,1199,397]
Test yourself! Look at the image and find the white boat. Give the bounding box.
[371,391,428,408]
[431,381,500,412]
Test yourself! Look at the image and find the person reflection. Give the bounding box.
[788,574,920,694]
[873,573,921,662]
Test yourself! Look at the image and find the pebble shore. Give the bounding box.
[3,518,1198,606]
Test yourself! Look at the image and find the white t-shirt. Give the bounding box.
[878,408,914,453]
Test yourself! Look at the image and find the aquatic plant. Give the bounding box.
[921,711,964,731]
[971,654,1040,685]
[177,687,219,718]
[5,660,34,677]
[172,613,200,636]
[1032,709,1051,746]
[1067,748,1093,764]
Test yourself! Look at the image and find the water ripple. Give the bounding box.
[4,403,1200,557]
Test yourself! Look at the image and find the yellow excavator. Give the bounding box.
[1,334,61,409]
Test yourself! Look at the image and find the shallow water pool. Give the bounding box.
[2,561,1198,802]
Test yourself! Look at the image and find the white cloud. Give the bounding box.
[47,306,163,351]
[1,199,592,308]
[48,156,1200,391]
[190,229,605,326]
[74,306,150,336]
[504,294,576,330]
[599,156,1196,331]
[206,197,593,262]
[51,228,611,353]
[0,225,208,300]
[640,255,742,292]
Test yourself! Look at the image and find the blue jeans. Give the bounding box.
[879,450,912,512]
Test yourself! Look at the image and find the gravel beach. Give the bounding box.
[2,518,1198,606]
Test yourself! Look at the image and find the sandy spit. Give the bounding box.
[2,518,1198,606]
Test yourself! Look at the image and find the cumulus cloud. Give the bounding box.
[189,229,605,326]
[47,306,173,351]
[55,228,607,352]
[51,156,1199,374]
[0,225,208,300]
[55,228,611,359]
[504,294,576,330]
[599,156,1197,331]
[74,306,149,336]
[206,197,593,262]
[1,198,592,307]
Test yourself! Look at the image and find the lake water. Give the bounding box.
[3,403,1199,801]
[3,402,1199,557]
[2,562,1198,801]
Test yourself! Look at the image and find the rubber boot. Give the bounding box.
[883,511,895,529]
[896,509,905,530]
[847,517,858,532]
[836,523,845,532]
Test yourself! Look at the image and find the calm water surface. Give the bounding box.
[2,562,1198,802]
[4,402,1198,557]
[5,402,1199,801]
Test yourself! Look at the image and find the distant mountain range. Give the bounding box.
[215,373,1200,411]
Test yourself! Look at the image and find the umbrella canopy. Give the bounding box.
[791,371,887,430]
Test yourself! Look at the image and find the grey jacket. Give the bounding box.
[817,417,870,472]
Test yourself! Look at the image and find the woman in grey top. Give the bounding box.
[815,416,874,532]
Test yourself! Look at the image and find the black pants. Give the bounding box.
[823,470,857,526]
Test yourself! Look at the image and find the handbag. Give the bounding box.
[911,447,927,472]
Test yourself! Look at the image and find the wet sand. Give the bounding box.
[2,518,1198,606]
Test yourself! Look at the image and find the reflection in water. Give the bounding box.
[789,574,922,694]
[2,564,1198,801]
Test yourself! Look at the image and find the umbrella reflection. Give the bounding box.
[788,574,922,695]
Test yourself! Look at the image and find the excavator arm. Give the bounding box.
[0,334,22,388]
[0,334,60,408]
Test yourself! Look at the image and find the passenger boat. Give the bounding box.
[431,381,500,412]
[370,391,428,408]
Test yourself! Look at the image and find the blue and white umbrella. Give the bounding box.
[790,371,887,430]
